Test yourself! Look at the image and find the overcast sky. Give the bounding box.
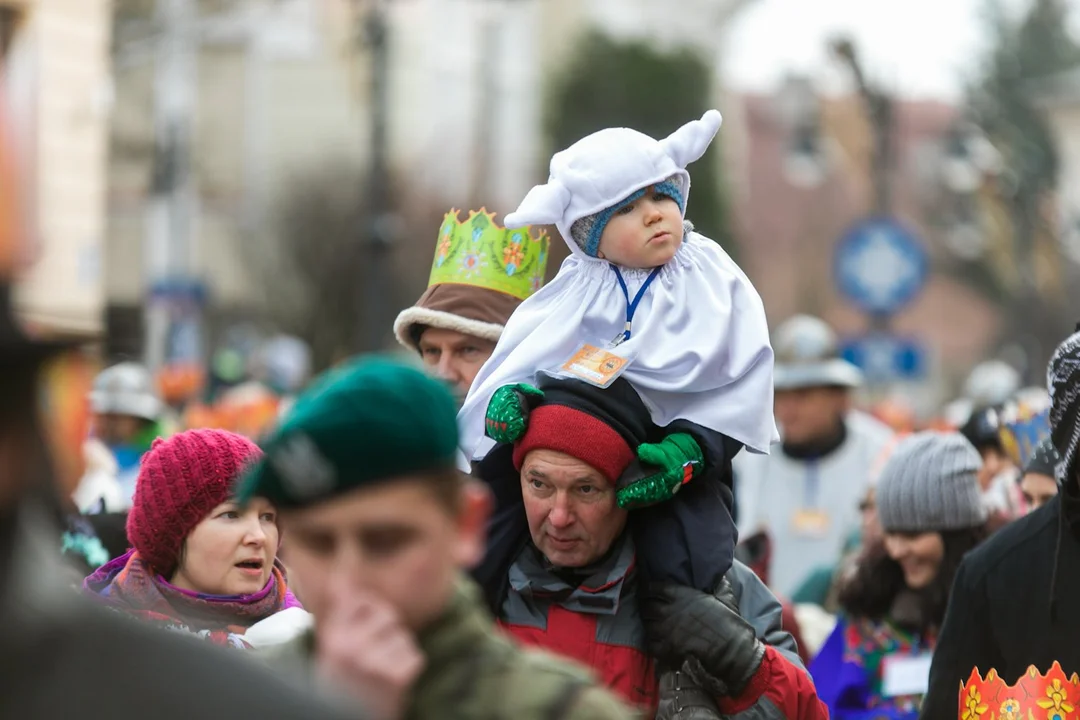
[721,0,1077,100]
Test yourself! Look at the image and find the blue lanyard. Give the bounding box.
[803,460,820,508]
[611,265,662,344]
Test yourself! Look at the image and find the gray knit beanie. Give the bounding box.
[875,431,987,533]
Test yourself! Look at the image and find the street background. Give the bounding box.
[6,0,1080,431]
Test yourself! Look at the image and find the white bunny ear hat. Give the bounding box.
[505,110,723,256]
[457,108,778,463]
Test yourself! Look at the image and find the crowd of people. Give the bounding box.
[7,107,1080,720]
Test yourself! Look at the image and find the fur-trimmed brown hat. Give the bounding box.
[393,208,549,352]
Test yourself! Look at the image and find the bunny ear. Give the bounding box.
[504,179,571,229]
[660,109,723,169]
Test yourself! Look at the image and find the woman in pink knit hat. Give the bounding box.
[83,428,302,647]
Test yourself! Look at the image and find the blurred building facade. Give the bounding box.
[104,0,751,358]
[729,81,1006,412]
[1039,66,1080,267]
[4,0,112,338]
[106,0,365,357]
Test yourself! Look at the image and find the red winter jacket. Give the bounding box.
[497,541,827,719]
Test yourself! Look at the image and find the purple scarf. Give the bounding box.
[84,550,301,646]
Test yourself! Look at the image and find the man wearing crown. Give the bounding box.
[394,209,549,402]
[921,329,1080,720]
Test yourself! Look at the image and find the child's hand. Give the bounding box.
[616,433,703,509]
[484,383,544,443]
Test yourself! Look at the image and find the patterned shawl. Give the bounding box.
[83,550,301,648]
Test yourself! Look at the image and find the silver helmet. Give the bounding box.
[772,314,863,391]
[89,362,162,421]
[963,360,1021,409]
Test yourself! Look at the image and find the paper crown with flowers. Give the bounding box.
[428,208,549,301]
[960,662,1080,720]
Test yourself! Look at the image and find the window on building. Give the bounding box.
[105,303,145,361]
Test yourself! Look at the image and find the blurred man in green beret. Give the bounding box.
[239,357,631,720]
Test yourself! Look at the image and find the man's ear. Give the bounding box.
[454,479,493,569]
[0,432,30,509]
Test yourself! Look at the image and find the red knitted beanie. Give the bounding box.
[126,428,263,576]
[512,404,635,483]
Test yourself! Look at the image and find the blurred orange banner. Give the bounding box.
[39,350,96,493]
[0,83,23,280]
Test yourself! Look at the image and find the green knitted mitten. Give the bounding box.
[484,383,544,444]
[617,433,704,509]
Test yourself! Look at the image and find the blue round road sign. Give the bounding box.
[834,217,929,315]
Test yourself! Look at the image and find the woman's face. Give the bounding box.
[859,488,882,547]
[883,531,945,590]
[170,498,279,596]
[1021,471,1058,510]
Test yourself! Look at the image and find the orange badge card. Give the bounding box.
[792,508,831,538]
[559,344,633,388]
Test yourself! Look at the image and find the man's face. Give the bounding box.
[520,448,628,568]
[774,386,850,446]
[859,487,882,547]
[417,327,496,400]
[281,476,490,632]
[93,413,148,447]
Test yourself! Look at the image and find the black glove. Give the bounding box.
[655,659,726,720]
[640,578,766,697]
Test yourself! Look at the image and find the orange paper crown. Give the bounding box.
[960,663,1080,720]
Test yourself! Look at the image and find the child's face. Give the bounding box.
[596,189,683,268]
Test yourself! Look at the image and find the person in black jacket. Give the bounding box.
[921,330,1080,719]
